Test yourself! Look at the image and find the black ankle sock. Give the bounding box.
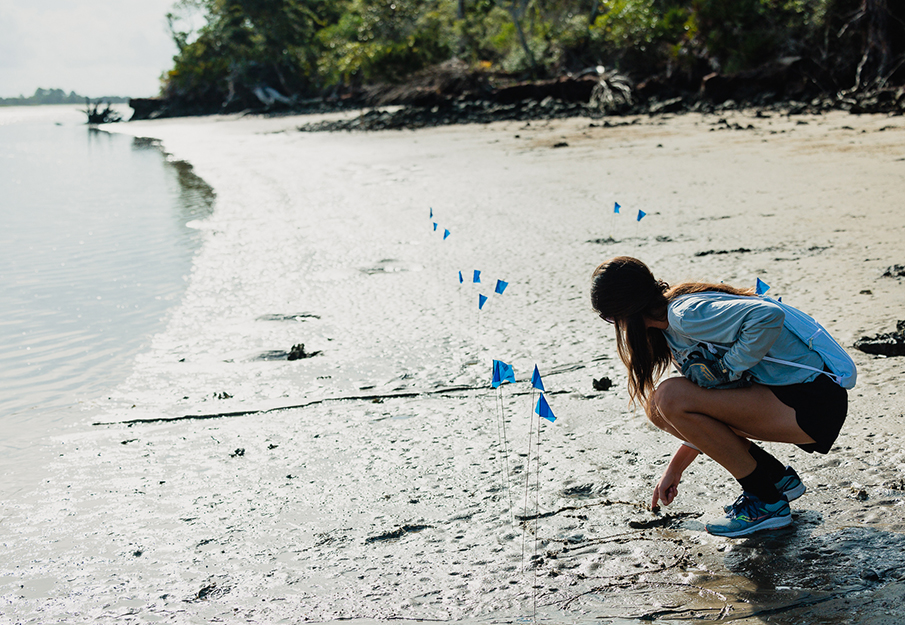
[747,442,787,483]
[737,459,782,504]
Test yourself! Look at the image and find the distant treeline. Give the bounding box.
[160,0,904,114]
[0,88,130,107]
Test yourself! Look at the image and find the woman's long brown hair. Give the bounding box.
[590,257,754,408]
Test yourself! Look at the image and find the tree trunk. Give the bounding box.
[505,0,537,75]
[855,0,891,88]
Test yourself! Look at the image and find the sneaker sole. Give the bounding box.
[706,514,793,538]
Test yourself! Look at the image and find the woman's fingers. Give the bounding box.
[664,485,677,505]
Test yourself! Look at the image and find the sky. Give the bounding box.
[0,1,186,99]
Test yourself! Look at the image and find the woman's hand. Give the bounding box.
[652,466,682,510]
[651,443,701,510]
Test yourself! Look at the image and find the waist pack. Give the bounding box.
[759,295,857,389]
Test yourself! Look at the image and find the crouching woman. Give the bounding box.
[590,256,848,537]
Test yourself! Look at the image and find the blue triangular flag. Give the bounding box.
[473,270,481,283]
[433,222,438,231]
[756,278,770,295]
[478,294,488,309]
[614,202,621,214]
[458,271,463,284]
[535,394,556,422]
[494,279,508,295]
[500,361,515,385]
[636,210,646,222]
[443,229,451,240]
[492,360,515,388]
[531,365,544,391]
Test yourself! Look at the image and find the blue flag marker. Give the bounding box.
[473,270,481,283]
[494,279,508,295]
[535,394,556,422]
[433,222,438,231]
[756,278,770,295]
[531,365,544,391]
[430,207,433,218]
[443,229,451,240]
[637,210,646,221]
[458,271,463,284]
[614,202,621,214]
[478,294,488,309]
[492,359,516,388]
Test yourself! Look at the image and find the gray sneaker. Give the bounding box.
[775,465,806,501]
[724,466,806,516]
[708,493,792,538]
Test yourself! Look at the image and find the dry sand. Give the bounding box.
[2,108,904,624]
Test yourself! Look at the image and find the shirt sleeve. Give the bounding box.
[669,296,785,380]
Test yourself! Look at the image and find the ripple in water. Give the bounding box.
[0,106,214,453]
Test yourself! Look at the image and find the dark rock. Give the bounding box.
[861,568,881,582]
[854,321,905,357]
[194,582,229,601]
[288,343,321,360]
[882,264,905,278]
[593,377,613,391]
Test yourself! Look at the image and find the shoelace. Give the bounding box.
[734,495,764,521]
[726,494,747,517]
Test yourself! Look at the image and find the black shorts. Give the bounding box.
[768,373,848,454]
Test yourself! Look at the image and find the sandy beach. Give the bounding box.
[2,108,904,624]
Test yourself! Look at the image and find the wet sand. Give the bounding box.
[2,109,905,623]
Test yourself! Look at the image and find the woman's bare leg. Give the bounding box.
[649,377,814,479]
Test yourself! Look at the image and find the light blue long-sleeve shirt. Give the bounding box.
[664,292,826,386]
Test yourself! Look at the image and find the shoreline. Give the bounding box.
[3,109,904,623]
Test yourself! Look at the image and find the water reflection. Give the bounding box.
[0,114,215,449]
[131,135,216,222]
[716,520,905,623]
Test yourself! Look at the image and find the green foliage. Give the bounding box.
[160,0,905,107]
[686,0,830,74]
[587,0,692,73]
[165,0,340,106]
[317,1,457,84]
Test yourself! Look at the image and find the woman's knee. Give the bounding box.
[652,377,695,420]
[645,400,669,431]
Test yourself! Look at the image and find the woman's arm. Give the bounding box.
[652,443,700,510]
